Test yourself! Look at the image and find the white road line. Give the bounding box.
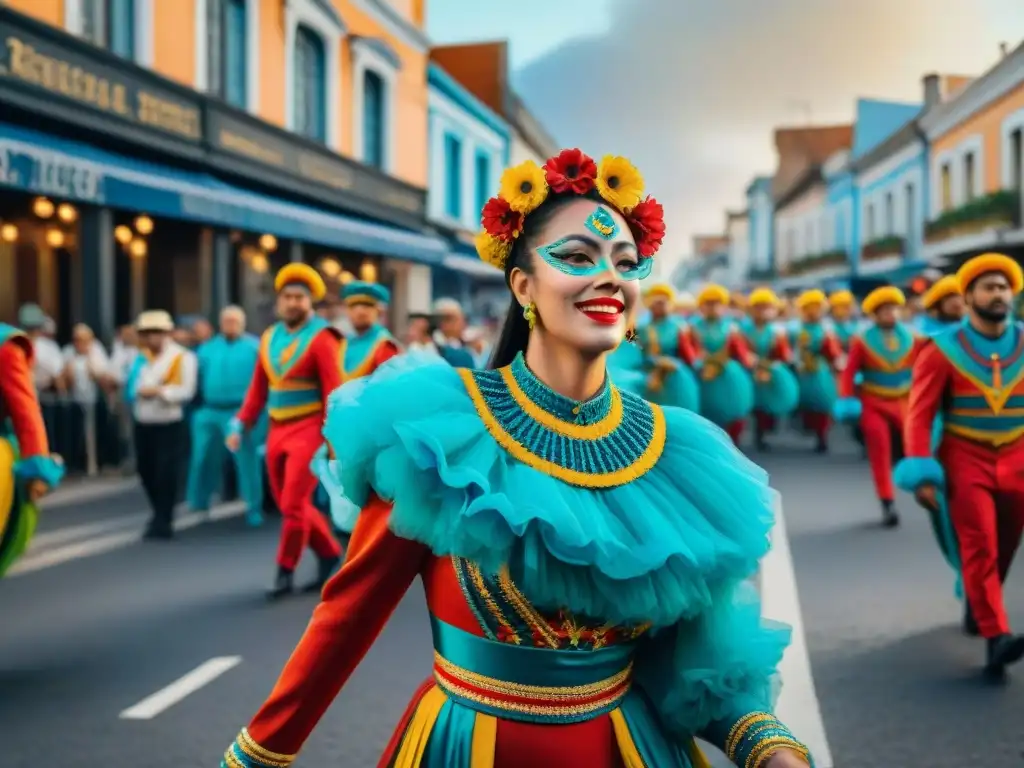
[762,495,834,768]
[7,501,248,577]
[31,514,148,551]
[119,656,243,720]
[41,477,139,508]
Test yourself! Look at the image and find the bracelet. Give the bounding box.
[725,712,812,768]
[222,728,296,768]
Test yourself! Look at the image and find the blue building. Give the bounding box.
[426,61,511,318]
[745,176,775,279]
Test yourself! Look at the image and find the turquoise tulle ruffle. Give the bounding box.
[310,445,360,532]
[698,360,754,426]
[648,365,701,413]
[797,366,837,413]
[832,397,862,423]
[752,363,799,417]
[893,457,945,492]
[319,353,776,629]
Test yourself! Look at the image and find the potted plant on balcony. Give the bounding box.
[925,190,1021,242]
[790,249,848,275]
[861,235,904,261]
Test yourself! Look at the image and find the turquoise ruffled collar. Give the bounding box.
[508,352,610,425]
[322,353,775,627]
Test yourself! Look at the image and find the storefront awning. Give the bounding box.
[439,239,506,281]
[0,122,446,265]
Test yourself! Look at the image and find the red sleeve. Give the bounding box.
[235,358,269,428]
[677,328,699,365]
[821,333,843,364]
[839,337,865,399]
[373,339,401,369]
[905,342,951,458]
[0,339,49,457]
[727,331,755,367]
[246,496,428,754]
[312,329,344,407]
[772,332,793,363]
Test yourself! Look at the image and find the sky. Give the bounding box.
[427,0,1024,265]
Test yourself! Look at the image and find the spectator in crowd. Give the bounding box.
[431,298,475,367]
[172,324,195,348]
[318,296,351,335]
[61,323,114,476]
[405,312,440,355]
[125,311,197,540]
[107,325,140,472]
[464,327,491,368]
[192,318,214,345]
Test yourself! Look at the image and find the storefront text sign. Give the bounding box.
[0,141,106,202]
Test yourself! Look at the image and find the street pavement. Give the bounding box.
[1,432,1023,767]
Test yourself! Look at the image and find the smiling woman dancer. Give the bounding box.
[221,149,812,768]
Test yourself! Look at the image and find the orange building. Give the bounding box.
[921,42,1024,263]
[0,0,438,340]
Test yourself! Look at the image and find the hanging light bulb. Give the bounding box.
[57,203,77,223]
[134,215,154,235]
[129,238,148,257]
[319,257,341,277]
[33,197,55,219]
[360,261,378,283]
[250,253,269,273]
[114,225,133,245]
[338,270,355,285]
[45,228,65,248]
[1,223,17,243]
[259,234,278,252]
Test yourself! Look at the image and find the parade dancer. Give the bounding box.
[896,253,1024,676]
[186,306,264,527]
[0,323,64,577]
[828,290,859,353]
[792,289,842,453]
[636,283,700,412]
[835,287,921,528]
[741,288,799,452]
[228,264,343,599]
[919,275,965,337]
[222,148,811,768]
[687,283,755,444]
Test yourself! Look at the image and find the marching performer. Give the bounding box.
[834,287,921,528]
[792,289,842,453]
[919,275,965,337]
[636,283,700,412]
[741,288,799,452]
[222,148,811,768]
[186,306,264,527]
[673,291,696,320]
[896,253,1024,676]
[0,324,64,577]
[688,284,755,444]
[228,264,344,599]
[828,290,859,353]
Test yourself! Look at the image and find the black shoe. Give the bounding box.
[814,437,828,454]
[984,634,1024,677]
[266,568,295,600]
[302,555,342,594]
[963,603,980,637]
[755,436,770,452]
[143,525,173,540]
[881,501,900,528]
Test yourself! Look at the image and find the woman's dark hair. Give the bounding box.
[487,191,605,368]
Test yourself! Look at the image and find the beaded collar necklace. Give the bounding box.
[458,352,666,488]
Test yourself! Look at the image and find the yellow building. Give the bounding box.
[921,43,1024,264]
[0,0,439,339]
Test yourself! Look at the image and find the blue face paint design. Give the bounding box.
[584,206,620,240]
[536,237,653,281]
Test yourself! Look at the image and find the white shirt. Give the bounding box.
[406,340,440,356]
[131,342,197,424]
[30,336,64,391]
[108,341,139,385]
[62,341,110,405]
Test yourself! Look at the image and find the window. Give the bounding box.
[964,151,976,201]
[81,0,136,60]
[474,151,490,222]
[884,191,894,235]
[940,163,952,210]
[786,228,796,261]
[1011,128,1023,195]
[866,203,875,240]
[293,26,327,142]
[905,183,915,240]
[444,134,462,219]
[835,211,845,251]
[363,71,386,169]
[207,0,248,108]
[804,220,814,256]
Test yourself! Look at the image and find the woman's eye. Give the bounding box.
[562,252,593,265]
[616,258,639,271]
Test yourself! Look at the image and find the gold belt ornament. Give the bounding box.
[754,360,772,384]
[701,351,729,381]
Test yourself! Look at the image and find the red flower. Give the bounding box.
[543,148,598,194]
[627,196,666,257]
[481,197,524,242]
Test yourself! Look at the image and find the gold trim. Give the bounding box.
[944,422,1024,447]
[339,336,392,380]
[944,351,1024,414]
[859,381,910,398]
[434,670,629,718]
[434,651,632,698]
[234,728,295,767]
[746,736,811,768]
[466,560,521,644]
[725,713,773,759]
[496,567,561,649]
[500,366,623,439]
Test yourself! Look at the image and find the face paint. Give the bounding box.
[585,206,620,240]
[536,237,653,281]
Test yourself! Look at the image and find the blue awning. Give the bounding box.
[0,121,446,265]
[439,237,505,280]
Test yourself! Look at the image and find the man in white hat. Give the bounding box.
[125,310,197,539]
[431,298,475,367]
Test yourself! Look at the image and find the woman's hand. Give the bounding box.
[763,747,811,767]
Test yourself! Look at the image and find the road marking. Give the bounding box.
[119,656,243,720]
[8,501,248,577]
[41,477,139,508]
[31,514,148,551]
[761,495,834,768]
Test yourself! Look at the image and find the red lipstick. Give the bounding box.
[575,297,624,325]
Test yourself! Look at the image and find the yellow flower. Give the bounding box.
[499,160,549,214]
[475,230,513,270]
[596,156,644,212]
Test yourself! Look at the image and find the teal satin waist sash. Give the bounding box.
[429,615,635,724]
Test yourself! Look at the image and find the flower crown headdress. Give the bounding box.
[474,148,666,271]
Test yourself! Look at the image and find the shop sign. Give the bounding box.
[0,141,105,202]
[0,15,202,144]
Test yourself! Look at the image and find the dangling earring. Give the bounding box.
[625,327,637,343]
[523,302,537,330]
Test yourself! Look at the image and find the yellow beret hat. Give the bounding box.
[957,252,1024,294]
[274,263,327,302]
[795,289,827,310]
[697,284,730,306]
[921,275,961,309]
[861,286,906,315]
[747,287,781,307]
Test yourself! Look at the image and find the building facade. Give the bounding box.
[745,176,774,280]
[0,0,442,340]
[821,149,857,272]
[724,210,750,287]
[921,44,1024,265]
[426,58,509,319]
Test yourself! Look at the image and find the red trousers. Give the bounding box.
[860,394,905,502]
[726,420,745,446]
[265,416,341,570]
[940,435,1024,638]
[801,411,830,440]
[754,411,775,433]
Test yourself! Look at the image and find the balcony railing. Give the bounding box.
[924,190,1020,243]
[782,249,848,276]
[861,235,904,261]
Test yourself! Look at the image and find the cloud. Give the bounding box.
[512,0,1024,258]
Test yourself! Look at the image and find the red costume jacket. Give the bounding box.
[0,331,50,458]
[839,326,924,402]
